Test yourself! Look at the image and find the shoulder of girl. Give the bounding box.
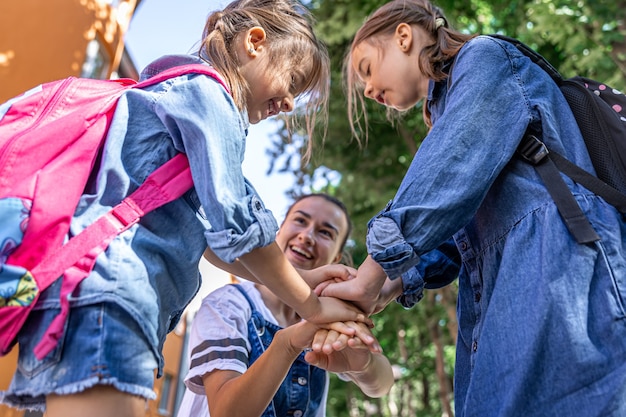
[457,35,512,63]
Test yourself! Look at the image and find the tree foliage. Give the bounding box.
[264,1,625,415]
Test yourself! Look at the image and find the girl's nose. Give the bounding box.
[364,83,375,100]
[281,97,294,113]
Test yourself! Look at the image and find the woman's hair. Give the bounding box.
[200,0,330,160]
[344,0,475,140]
[284,193,354,266]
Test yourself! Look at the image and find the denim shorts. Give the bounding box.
[0,302,158,411]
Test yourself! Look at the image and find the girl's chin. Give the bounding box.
[392,102,414,111]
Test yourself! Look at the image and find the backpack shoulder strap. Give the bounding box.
[32,153,194,359]
[518,135,601,243]
[31,153,192,290]
[134,63,231,94]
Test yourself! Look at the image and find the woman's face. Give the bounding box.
[275,196,349,271]
[352,24,432,111]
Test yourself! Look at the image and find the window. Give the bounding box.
[81,37,111,80]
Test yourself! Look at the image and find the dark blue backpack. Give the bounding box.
[493,35,626,244]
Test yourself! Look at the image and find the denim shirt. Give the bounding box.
[369,36,626,415]
[35,55,279,373]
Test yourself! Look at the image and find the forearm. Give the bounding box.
[355,255,390,314]
[374,277,404,314]
[203,247,259,283]
[205,329,303,417]
[238,243,319,319]
[345,353,394,398]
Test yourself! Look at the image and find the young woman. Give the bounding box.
[0,1,374,416]
[177,194,393,417]
[321,1,626,416]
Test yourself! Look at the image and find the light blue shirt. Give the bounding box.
[35,55,279,373]
[370,36,626,416]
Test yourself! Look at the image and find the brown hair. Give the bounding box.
[199,0,330,161]
[344,0,475,141]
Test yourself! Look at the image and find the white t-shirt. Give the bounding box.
[176,281,329,417]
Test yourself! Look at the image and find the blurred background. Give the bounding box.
[0,1,624,416]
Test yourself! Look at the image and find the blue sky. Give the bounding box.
[125,0,293,220]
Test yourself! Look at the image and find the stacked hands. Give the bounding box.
[293,260,389,363]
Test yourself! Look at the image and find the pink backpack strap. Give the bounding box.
[32,153,193,359]
[135,63,230,93]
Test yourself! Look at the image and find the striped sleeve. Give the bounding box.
[184,285,252,395]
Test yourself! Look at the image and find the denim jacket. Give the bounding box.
[370,36,626,416]
[35,55,279,373]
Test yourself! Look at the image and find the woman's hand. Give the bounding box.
[304,322,395,398]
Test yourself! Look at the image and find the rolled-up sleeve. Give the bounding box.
[205,180,278,262]
[397,268,425,309]
[153,72,278,263]
[396,238,461,308]
[366,202,421,279]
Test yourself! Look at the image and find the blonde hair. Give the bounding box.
[344,0,475,141]
[200,0,330,161]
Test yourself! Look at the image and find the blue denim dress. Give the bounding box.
[374,36,626,416]
[232,285,326,417]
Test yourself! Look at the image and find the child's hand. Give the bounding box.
[297,264,357,290]
[319,255,387,315]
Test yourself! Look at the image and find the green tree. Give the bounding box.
[266,1,625,415]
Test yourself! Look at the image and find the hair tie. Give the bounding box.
[435,17,446,29]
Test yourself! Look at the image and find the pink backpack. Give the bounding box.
[0,64,229,359]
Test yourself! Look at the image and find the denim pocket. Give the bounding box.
[17,308,65,377]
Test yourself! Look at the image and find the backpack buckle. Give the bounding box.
[518,134,549,165]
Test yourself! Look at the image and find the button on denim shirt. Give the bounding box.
[35,55,279,373]
[369,37,626,416]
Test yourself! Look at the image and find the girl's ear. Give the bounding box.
[245,26,267,56]
[395,23,413,53]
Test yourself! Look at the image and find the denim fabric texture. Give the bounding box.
[1,303,157,411]
[4,55,279,406]
[371,36,626,416]
[233,285,326,417]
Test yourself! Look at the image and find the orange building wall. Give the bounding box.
[0,1,146,416]
[0,0,136,102]
[0,349,20,417]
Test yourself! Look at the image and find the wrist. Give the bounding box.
[274,328,305,359]
[296,291,319,321]
[346,352,374,376]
